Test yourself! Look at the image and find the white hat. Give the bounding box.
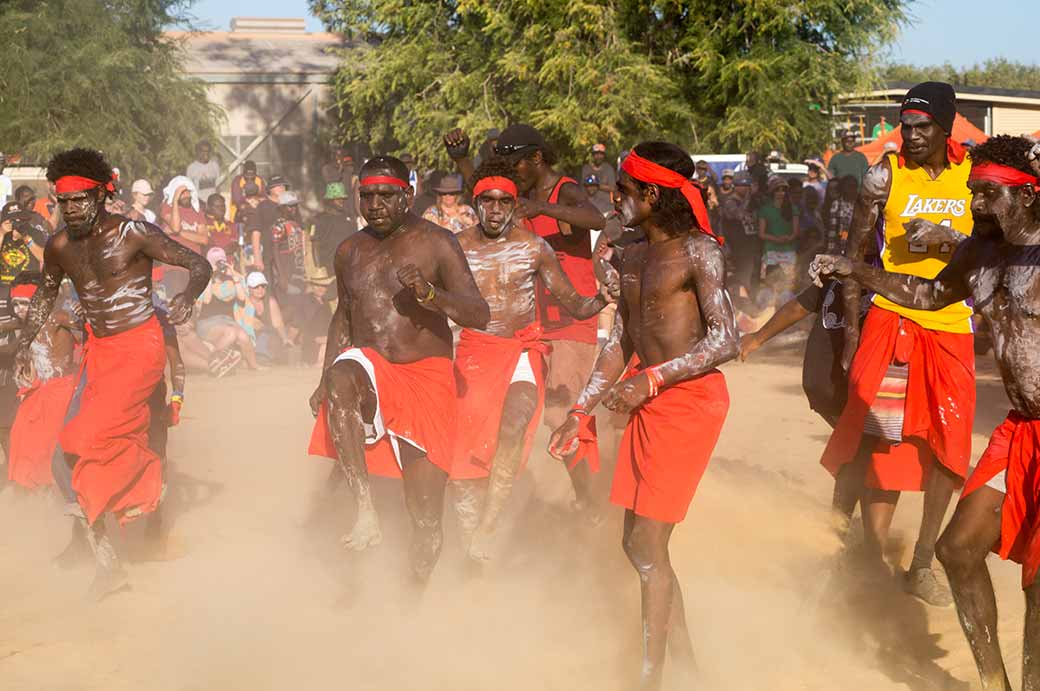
[246,271,269,288]
[131,179,153,194]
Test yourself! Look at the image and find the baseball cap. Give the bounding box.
[206,246,227,267]
[131,179,153,195]
[268,174,289,190]
[721,169,735,178]
[591,143,607,154]
[324,182,347,200]
[584,174,600,186]
[246,271,268,289]
[495,124,547,158]
[1,201,30,223]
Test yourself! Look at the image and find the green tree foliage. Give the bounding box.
[885,58,1040,92]
[314,0,909,165]
[0,0,222,181]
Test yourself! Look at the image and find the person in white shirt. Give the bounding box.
[129,179,157,224]
[0,153,12,208]
[186,141,220,200]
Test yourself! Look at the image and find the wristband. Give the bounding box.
[170,393,184,404]
[416,282,436,304]
[646,366,664,398]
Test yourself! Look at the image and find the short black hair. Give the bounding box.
[630,141,698,235]
[14,185,33,198]
[45,148,113,190]
[197,139,211,149]
[969,134,1034,178]
[207,193,225,205]
[472,156,519,188]
[11,270,42,288]
[360,155,410,183]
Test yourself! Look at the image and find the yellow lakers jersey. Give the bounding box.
[874,152,973,333]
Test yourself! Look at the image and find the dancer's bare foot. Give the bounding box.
[341,512,382,551]
[86,561,129,602]
[467,524,495,562]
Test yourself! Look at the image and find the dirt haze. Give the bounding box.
[0,341,1024,690]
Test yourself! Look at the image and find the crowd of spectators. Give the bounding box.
[0,131,879,380]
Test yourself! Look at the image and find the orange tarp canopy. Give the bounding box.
[856,113,988,164]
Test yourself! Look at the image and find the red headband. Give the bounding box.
[359,175,409,190]
[901,109,932,121]
[969,161,1039,187]
[473,176,518,199]
[10,284,37,300]
[54,175,116,195]
[621,150,719,242]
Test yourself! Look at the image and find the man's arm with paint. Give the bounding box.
[547,296,633,460]
[135,221,213,324]
[17,236,64,350]
[840,158,891,371]
[520,182,606,233]
[903,217,968,248]
[399,231,489,329]
[811,240,974,312]
[536,238,612,320]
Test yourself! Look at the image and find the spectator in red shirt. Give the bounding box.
[159,176,209,294]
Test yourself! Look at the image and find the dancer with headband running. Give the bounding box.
[448,158,615,562]
[14,148,211,600]
[549,141,737,690]
[307,156,489,581]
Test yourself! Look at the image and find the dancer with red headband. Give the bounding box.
[449,159,614,562]
[817,82,976,606]
[308,156,489,580]
[6,273,78,490]
[444,125,611,520]
[15,148,211,600]
[549,141,736,689]
[812,134,1040,691]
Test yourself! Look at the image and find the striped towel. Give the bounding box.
[863,363,908,444]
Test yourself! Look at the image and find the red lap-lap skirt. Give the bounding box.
[963,412,1040,589]
[61,317,166,525]
[309,348,456,478]
[610,369,729,524]
[820,306,975,491]
[7,374,77,490]
[450,324,548,481]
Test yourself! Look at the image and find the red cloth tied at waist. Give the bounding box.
[7,374,77,490]
[963,411,1040,589]
[309,348,456,478]
[821,306,975,490]
[610,369,729,523]
[451,322,549,480]
[61,317,166,525]
[621,149,720,243]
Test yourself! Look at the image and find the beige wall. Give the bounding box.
[991,105,1040,137]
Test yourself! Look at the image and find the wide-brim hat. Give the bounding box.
[306,267,336,286]
[433,174,464,194]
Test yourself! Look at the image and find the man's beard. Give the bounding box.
[972,213,1002,239]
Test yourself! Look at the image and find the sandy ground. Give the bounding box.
[0,337,1027,691]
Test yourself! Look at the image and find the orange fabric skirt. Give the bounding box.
[309,348,456,478]
[7,374,77,489]
[963,411,1040,589]
[450,324,548,480]
[821,306,975,490]
[61,317,166,525]
[610,370,729,523]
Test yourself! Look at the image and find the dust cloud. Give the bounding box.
[0,348,1025,689]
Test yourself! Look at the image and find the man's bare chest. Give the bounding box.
[465,242,538,293]
[973,261,1040,320]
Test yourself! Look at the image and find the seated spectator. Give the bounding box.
[14,186,54,234]
[241,272,292,365]
[0,202,46,285]
[129,179,157,224]
[421,174,476,234]
[283,267,335,366]
[160,176,209,295]
[270,190,306,295]
[197,248,261,371]
[205,193,237,253]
